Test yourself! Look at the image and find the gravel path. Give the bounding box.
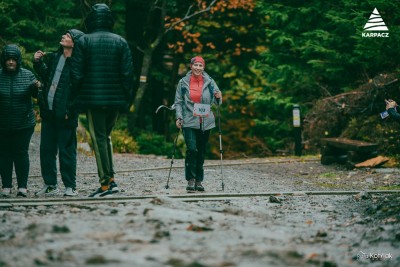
[0,131,399,267]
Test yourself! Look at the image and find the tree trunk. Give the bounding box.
[129,47,154,128]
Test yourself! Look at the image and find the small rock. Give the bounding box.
[70,207,81,213]
[153,230,170,239]
[85,255,107,264]
[365,178,374,184]
[316,229,327,237]
[354,191,371,201]
[269,195,282,203]
[52,225,70,233]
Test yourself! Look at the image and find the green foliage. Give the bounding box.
[136,131,184,158]
[258,0,400,97]
[111,129,139,153]
[342,116,400,157]
[113,114,129,130]
[376,185,400,190]
[254,0,400,153]
[78,115,138,153]
[0,0,79,71]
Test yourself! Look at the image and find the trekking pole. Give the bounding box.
[155,104,176,114]
[155,104,178,189]
[165,126,181,189]
[216,100,224,191]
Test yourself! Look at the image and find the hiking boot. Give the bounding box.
[16,188,27,198]
[35,185,59,196]
[109,181,119,193]
[186,179,195,191]
[88,187,113,197]
[1,188,12,197]
[64,187,78,197]
[195,181,205,191]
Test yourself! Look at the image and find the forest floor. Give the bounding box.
[0,131,399,267]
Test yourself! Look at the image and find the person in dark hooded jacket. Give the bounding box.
[33,29,84,197]
[71,4,133,197]
[0,44,41,197]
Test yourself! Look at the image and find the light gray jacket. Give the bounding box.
[174,71,221,130]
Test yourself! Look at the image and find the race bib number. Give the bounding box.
[193,103,210,117]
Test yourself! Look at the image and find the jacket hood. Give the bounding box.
[84,3,114,32]
[67,29,84,43]
[1,44,22,71]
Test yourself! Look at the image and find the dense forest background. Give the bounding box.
[1,0,399,159]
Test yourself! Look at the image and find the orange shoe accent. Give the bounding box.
[101,185,110,191]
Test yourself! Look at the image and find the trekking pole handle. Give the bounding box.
[214,91,222,104]
[176,118,183,128]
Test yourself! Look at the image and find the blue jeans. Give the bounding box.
[183,128,210,182]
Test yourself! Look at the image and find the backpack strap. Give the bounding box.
[208,78,214,104]
[181,81,185,98]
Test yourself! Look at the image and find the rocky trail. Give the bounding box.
[0,131,399,267]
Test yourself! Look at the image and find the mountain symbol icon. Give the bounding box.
[363,8,388,31]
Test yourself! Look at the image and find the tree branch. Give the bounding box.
[149,0,217,50]
[164,0,218,34]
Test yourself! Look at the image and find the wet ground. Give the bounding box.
[0,132,399,267]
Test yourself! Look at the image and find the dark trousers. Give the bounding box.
[183,127,210,182]
[0,127,34,189]
[86,108,118,186]
[40,120,77,188]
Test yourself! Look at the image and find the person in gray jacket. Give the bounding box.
[174,56,222,192]
[0,44,41,197]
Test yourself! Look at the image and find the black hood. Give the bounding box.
[84,3,114,33]
[1,44,22,71]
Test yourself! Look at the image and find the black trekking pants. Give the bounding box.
[40,120,77,188]
[0,127,34,189]
[183,127,210,182]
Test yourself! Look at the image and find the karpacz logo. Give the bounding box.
[362,32,389,37]
[362,8,389,38]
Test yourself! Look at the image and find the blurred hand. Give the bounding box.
[176,119,183,129]
[34,50,46,62]
[214,91,222,99]
[386,99,397,110]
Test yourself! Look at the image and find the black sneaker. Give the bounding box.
[186,179,195,191]
[16,191,27,197]
[195,181,205,191]
[109,181,119,193]
[88,187,113,197]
